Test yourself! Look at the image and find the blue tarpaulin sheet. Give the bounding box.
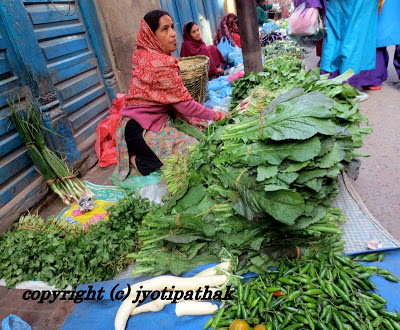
[62,248,400,330]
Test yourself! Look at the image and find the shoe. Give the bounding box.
[363,85,382,90]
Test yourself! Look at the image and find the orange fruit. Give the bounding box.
[254,325,266,330]
[229,319,250,330]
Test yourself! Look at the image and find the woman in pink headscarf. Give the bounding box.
[180,22,226,78]
[213,13,241,48]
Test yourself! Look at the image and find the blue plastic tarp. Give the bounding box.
[62,248,400,329]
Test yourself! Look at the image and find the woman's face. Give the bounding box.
[190,24,201,41]
[155,15,177,53]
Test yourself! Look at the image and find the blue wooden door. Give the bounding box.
[0,17,38,209]
[22,0,112,146]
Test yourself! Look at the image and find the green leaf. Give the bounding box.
[316,143,345,168]
[257,165,279,181]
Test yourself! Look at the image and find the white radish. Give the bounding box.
[130,288,220,316]
[194,262,231,277]
[115,275,227,330]
[175,301,218,317]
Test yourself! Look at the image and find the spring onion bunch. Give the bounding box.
[9,102,93,204]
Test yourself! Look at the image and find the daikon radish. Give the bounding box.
[130,288,220,316]
[175,301,218,317]
[194,262,231,277]
[115,275,227,330]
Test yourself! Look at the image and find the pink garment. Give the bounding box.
[120,99,215,133]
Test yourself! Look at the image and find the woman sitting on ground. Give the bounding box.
[213,13,241,48]
[116,10,229,179]
[180,22,226,78]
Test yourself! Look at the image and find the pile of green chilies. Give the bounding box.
[204,251,400,330]
[9,102,93,204]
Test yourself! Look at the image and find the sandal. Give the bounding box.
[363,85,382,90]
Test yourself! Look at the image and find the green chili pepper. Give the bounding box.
[332,310,345,330]
[371,303,385,310]
[270,296,285,309]
[236,303,241,319]
[266,292,273,307]
[250,297,261,309]
[258,300,264,314]
[302,296,317,304]
[378,253,385,262]
[282,324,303,330]
[272,317,279,330]
[293,315,308,325]
[278,277,299,286]
[265,286,283,293]
[378,269,392,275]
[364,301,379,318]
[380,309,400,321]
[338,279,350,296]
[331,283,351,303]
[278,263,285,277]
[225,310,237,319]
[243,282,251,302]
[371,316,383,328]
[304,289,323,296]
[281,314,291,328]
[382,318,395,330]
[250,306,258,318]
[217,319,234,327]
[325,306,333,324]
[284,306,305,315]
[324,282,336,298]
[309,265,316,278]
[364,279,377,290]
[358,272,372,279]
[238,283,244,301]
[287,290,302,301]
[203,316,214,329]
[385,274,399,283]
[299,263,311,274]
[334,255,353,267]
[259,292,268,304]
[240,304,248,319]
[211,306,225,329]
[303,303,317,309]
[289,276,310,284]
[359,303,369,318]
[266,323,273,330]
[389,318,400,330]
[368,292,387,304]
[321,305,329,320]
[316,321,330,330]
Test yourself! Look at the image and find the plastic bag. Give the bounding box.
[260,22,278,37]
[217,36,234,59]
[111,167,161,190]
[288,3,319,36]
[227,46,243,66]
[95,94,126,168]
[288,15,325,49]
[226,71,245,83]
[2,315,31,330]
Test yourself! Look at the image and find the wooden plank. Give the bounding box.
[26,4,78,25]
[0,86,32,108]
[34,23,84,41]
[47,51,93,75]
[69,95,108,130]
[0,76,19,95]
[0,52,11,75]
[52,57,96,84]
[62,85,105,115]
[56,69,100,101]
[0,176,48,235]
[0,147,32,186]
[0,132,23,158]
[41,35,88,60]
[0,165,39,209]
[74,110,108,146]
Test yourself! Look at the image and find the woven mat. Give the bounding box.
[334,173,400,253]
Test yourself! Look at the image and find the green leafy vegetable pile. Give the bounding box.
[0,195,152,288]
[128,70,371,276]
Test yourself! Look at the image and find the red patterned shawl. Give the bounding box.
[213,13,239,47]
[126,19,192,106]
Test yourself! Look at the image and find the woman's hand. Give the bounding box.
[216,67,224,76]
[190,120,207,130]
[214,111,230,121]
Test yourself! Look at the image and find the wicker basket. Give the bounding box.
[178,55,210,105]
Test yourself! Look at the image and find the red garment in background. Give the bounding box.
[214,13,240,47]
[316,39,323,57]
[180,23,226,76]
[126,19,192,106]
[233,33,241,48]
[95,94,126,167]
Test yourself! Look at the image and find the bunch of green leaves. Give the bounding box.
[262,40,305,61]
[0,195,153,289]
[229,73,266,110]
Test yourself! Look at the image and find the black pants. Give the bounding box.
[124,119,163,175]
